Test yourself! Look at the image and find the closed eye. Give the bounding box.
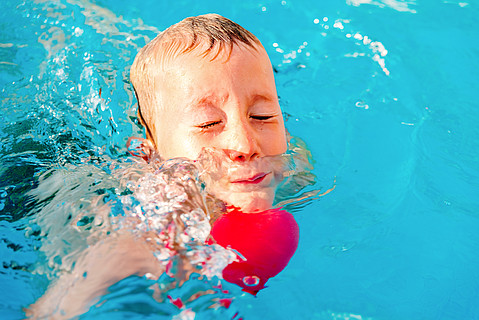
[251,115,275,121]
[197,120,222,129]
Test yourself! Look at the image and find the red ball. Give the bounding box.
[209,207,299,295]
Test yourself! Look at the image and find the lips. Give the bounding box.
[231,172,270,185]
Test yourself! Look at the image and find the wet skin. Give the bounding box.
[150,43,288,211]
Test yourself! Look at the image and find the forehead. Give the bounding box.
[159,43,276,108]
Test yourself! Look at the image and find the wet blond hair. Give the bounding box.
[130,14,262,145]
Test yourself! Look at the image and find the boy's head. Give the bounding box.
[130,14,287,211]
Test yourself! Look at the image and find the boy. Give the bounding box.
[28,14,292,318]
[130,13,288,212]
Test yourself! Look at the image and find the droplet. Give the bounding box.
[242,275,260,287]
[355,101,369,110]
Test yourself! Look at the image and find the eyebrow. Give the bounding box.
[185,92,276,112]
[186,93,229,111]
[250,93,275,105]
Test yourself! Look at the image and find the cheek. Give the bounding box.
[181,135,208,159]
[166,136,201,160]
[154,127,202,160]
[260,126,287,156]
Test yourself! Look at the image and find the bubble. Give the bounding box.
[333,21,344,30]
[354,33,363,40]
[242,275,260,287]
[355,101,370,110]
[74,27,83,36]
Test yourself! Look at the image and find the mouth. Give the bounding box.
[231,172,270,185]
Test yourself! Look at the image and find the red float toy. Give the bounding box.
[209,207,299,295]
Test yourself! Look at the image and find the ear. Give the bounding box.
[126,137,156,162]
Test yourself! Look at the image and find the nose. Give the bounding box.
[223,120,260,162]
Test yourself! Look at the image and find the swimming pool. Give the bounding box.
[1,0,478,319]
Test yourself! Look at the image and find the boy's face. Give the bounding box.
[151,43,287,211]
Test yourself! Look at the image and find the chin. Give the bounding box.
[212,187,276,213]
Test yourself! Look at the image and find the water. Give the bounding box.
[1,0,479,319]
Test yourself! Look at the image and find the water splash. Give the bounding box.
[0,0,323,317]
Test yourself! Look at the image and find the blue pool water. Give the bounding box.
[1,0,479,319]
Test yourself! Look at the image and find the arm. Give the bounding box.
[26,232,164,319]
